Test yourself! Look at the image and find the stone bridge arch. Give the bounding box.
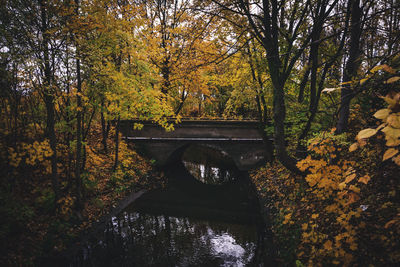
[120,120,273,171]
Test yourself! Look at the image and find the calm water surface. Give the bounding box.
[72,145,273,266]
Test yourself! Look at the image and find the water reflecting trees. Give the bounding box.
[76,212,258,266]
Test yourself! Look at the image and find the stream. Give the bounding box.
[71,145,274,266]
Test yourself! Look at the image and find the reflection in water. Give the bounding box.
[71,145,272,266]
[182,145,237,185]
[182,161,235,185]
[75,211,257,267]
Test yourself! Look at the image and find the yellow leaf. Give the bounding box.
[339,182,347,190]
[371,64,395,74]
[356,128,377,139]
[311,213,319,219]
[358,175,371,184]
[385,135,400,147]
[349,142,358,152]
[373,109,391,120]
[393,155,400,166]
[371,65,385,73]
[387,114,400,128]
[349,185,360,193]
[301,223,308,230]
[323,240,333,250]
[383,148,399,161]
[380,96,397,109]
[345,173,357,184]
[360,78,368,85]
[382,126,400,139]
[385,76,400,84]
[376,123,386,131]
[341,80,353,85]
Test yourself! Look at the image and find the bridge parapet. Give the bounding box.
[120,120,265,139]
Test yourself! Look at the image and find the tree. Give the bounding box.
[0,0,71,199]
[72,0,176,169]
[138,0,225,115]
[209,0,342,173]
[336,0,362,133]
[336,0,400,133]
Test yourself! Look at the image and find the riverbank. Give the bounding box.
[250,137,400,266]
[41,189,148,266]
[1,137,166,266]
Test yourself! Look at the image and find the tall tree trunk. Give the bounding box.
[246,43,269,127]
[175,88,187,115]
[198,96,202,117]
[101,99,109,153]
[161,59,170,95]
[75,56,83,207]
[39,0,59,200]
[113,117,120,171]
[271,77,301,174]
[336,0,362,133]
[65,47,74,188]
[260,96,268,124]
[265,32,301,173]
[255,95,263,123]
[74,0,83,208]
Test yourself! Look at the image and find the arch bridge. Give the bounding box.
[120,120,273,171]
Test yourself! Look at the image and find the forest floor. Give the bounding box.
[251,144,400,266]
[1,128,166,266]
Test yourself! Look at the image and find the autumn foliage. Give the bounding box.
[251,74,400,265]
[1,0,400,265]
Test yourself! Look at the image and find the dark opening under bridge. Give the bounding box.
[120,120,273,171]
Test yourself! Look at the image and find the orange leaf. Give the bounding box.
[385,76,400,84]
[393,155,400,166]
[349,142,358,152]
[384,219,397,228]
[323,240,333,251]
[345,173,356,184]
[358,175,370,185]
[383,148,399,161]
[348,192,360,204]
